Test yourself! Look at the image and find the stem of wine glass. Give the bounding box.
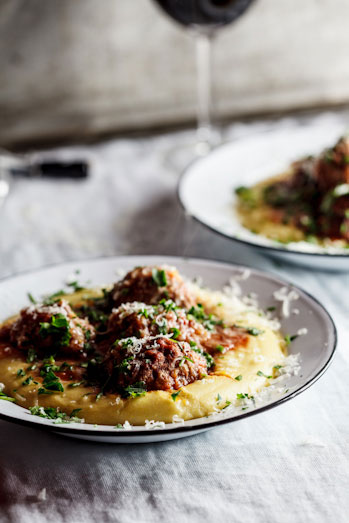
[195,29,216,155]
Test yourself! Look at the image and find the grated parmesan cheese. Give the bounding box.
[273,287,299,317]
[297,327,308,336]
[145,419,166,430]
[172,415,185,425]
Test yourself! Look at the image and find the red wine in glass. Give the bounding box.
[154,0,255,28]
[152,0,256,165]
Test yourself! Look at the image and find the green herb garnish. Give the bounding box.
[27,292,37,304]
[68,381,86,388]
[284,334,298,346]
[171,390,181,402]
[0,390,15,402]
[124,381,147,398]
[39,313,71,347]
[43,290,65,305]
[170,327,181,340]
[179,356,194,366]
[29,406,82,422]
[152,268,168,287]
[234,375,243,381]
[26,348,37,364]
[67,281,85,292]
[40,369,64,393]
[247,327,264,336]
[257,370,272,379]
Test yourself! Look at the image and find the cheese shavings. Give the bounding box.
[273,287,299,317]
[144,419,166,430]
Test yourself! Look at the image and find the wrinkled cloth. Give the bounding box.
[0,112,348,523]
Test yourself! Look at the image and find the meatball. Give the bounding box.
[315,137,349,192]
[9,300,95,356]
[104,336,208,393]
[106,300,206,342]
[110,266,196,309]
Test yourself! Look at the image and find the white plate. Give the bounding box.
[178,123,349,270]
[0,256,337,443]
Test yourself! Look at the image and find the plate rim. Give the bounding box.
[0,254,338,438]
[177,132,349,259]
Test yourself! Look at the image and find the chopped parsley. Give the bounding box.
[247,327,264,336]
[117,356,134,374]
[0,390,15,402]
[171,390,181,402]
[27,292,37,304]
[235,186,257,207]
[170,327,181,340]
[284,334,298,346]
[43,290,65,305]
[156,318,168,335]
[273,364,283,370]
[187,304,223,331]
[216,393,222,403]
[29,406,82,422]
[234,375,243,381]
[26,348,37,364]
[257,370,272,379]
[21,376,33,386]
[17,369,26,378]
[236,393,254,401]
[68,381,86,388]
[152,268,168,287]
[67,280,85,292]
[124,381,147,398]
[179,356,194,366]
[266,306,276,312]
[39,313,71,347]
[215,345,225,353]
[39,369,64,393]
[158,299,178,312]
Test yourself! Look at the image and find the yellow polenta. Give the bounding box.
[0,287,286,425]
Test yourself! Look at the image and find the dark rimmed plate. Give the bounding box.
[0,255,337,442]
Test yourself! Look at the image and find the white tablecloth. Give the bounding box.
[0,112,348,523]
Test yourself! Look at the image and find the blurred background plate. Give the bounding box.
[178,122,349,270]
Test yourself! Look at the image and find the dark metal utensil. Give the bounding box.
[10,160,89,179]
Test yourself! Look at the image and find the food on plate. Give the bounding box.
[235,136,349,248]
[0,265,292,426]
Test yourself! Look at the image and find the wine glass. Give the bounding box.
[152,0,256,166]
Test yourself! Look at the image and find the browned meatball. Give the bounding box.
[106,300,206,341]
[104,336,208,393]
[110,266,196,309]
[8,300,95,356]
[315,137,349,192]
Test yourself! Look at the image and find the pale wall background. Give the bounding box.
[1,0,349,148]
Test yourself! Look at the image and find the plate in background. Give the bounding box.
[0,256,337,443]
[178,123,349,270]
